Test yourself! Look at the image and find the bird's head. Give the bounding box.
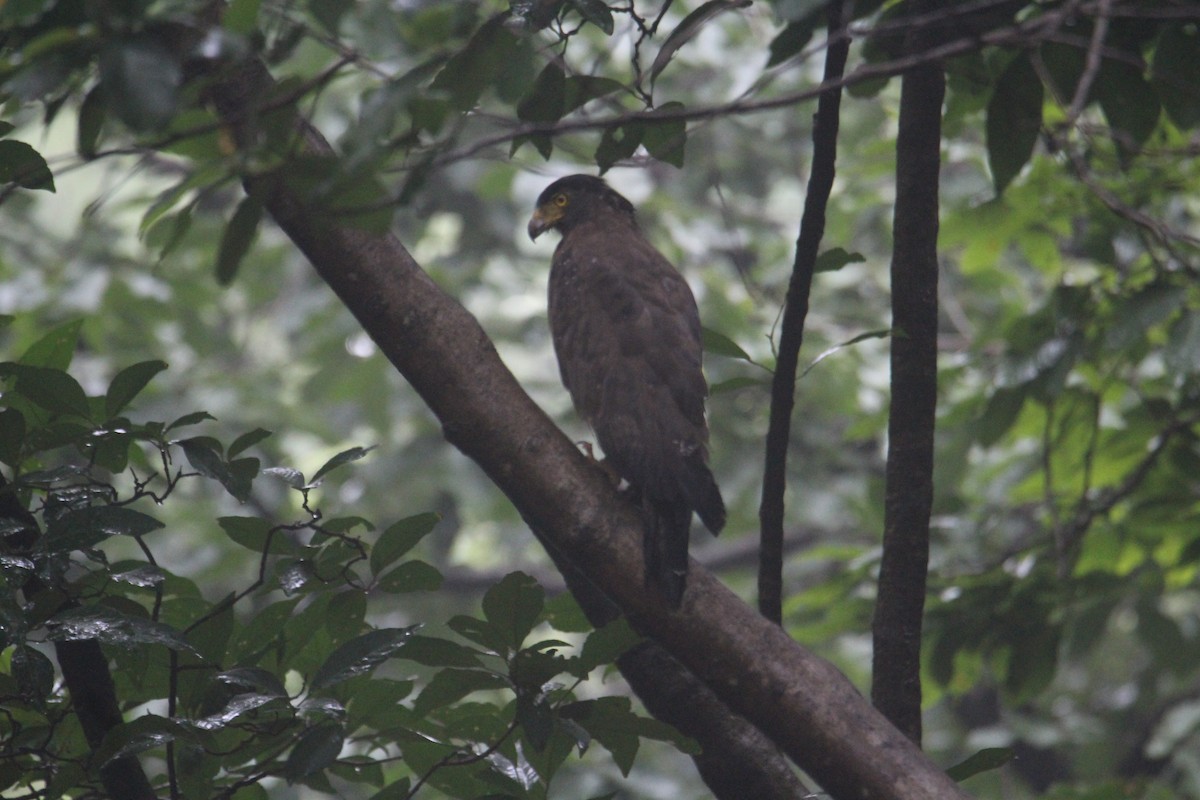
[527,174,636,241]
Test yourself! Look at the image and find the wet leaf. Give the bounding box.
[45,506,165,552]
[311,626,419,690]
[46,606,199,654]
[284,723,344,782]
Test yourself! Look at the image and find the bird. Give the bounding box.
[527,174,725,606]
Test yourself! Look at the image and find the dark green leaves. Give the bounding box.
[1153,24,1200,130]
[45,506,165,552]
[311,627,419,689]
[482,571,545,653]
[105,360,167,418]
[216,196,264,286]
[99,35,183,132]
[642,103,687,168]
[179,438,259,502]
[46,606,198,654]
[986,53,1043,195]
[369,512,440,575]
[815,247,866,273]
[946,747,1014,782]
[284,723,345,782]
[312,445,376,483]
[566,0,614,35]
[430,19,534,111]
[0,139,54,191]
[0,364,89,418]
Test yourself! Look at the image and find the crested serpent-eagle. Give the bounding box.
[527,174,725,606]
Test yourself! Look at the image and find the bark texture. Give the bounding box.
[870,57,946,743]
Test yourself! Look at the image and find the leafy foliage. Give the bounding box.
[0,341,674,798]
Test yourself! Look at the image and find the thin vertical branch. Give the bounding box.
[758,0,850,624]
[870,53,945,743]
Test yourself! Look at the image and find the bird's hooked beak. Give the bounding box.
[527,204,562,241]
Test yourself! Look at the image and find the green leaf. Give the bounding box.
[105,360,168,418]
[99,35,183,132]
[216,195,264,286]
[180,438,257,501]
[975,385,1026,447]
[560,697,641,775]
[310,627,419,690]
[814,247,866,273]
[0,364,90,418]
[563,76,624,115]
[800,329,892,378]
[517,63,565,124]
[413,668,510,716]
[1166,311,1200,374]
[567,0,613,34]
[311,445,376,483]
[228,427,273,458]
[218,516,295,555]
[376,560,443,593]
[166,410,216,431]
[701,327,755,362]
[448,614,509,655]
[577,617,641,675]
[483,571,545,652]
[1102,283,1185,352]
[77,84,106,159]
[45,505,165,552]
[0,408,26,467]
[94,715,195,768]
[430,19,524,111]
[650,0,750,86]
[397,635,484,668]
[12,644,54,703]
[986,53,1043,194]
[46,606,199,654]
[193,693,282,731]
[1153,24,1200,130]
[19,318,83,369]
[225,0,262,34]
[1096,58,1160,154]
[263,466,307,489]
[767,18,817,68]
[946,747,1014,782]
[284,723,345,783]
[0,140,54,191]
[308,0,350,34]
[595,123,644,173]
[642,102,686,168]
[370,512,441,575]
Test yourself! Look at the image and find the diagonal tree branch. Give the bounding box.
[205,53,972,800]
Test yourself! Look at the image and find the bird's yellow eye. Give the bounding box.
[554,193,568,207]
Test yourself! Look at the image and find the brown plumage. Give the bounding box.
[528,174,725,606]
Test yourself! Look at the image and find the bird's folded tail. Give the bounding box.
[681,456,726,535]
[645,502,691,607]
